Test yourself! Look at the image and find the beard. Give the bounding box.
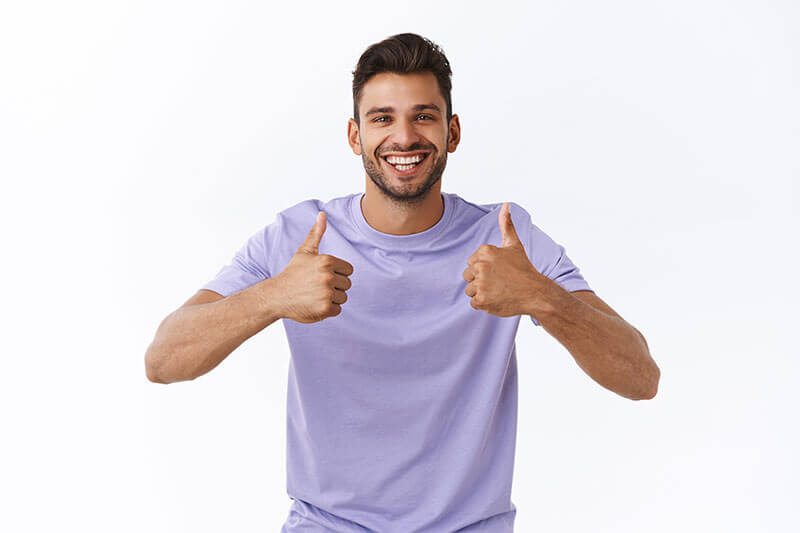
[361,141,447,208]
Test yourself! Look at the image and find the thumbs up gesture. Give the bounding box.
[273,211,354,323]
[462,203,544,317]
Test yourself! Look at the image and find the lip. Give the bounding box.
[380,152,430,178]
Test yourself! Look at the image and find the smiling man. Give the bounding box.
[145,33,660,532]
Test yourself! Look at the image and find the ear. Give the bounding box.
[347,118,362,155]
[447,114,461,153]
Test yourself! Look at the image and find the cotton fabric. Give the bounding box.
[201,191,593,532]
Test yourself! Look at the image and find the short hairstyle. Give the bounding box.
[351,33,453,127]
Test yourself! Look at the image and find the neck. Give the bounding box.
[360,179,444,236]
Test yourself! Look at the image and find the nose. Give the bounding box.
[391,116,422,147]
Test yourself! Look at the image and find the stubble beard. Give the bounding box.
[361,141,448,209]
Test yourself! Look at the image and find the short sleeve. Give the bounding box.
[200,223,275,298]
[527,223,594,326]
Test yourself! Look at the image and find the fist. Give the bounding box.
[273,211,354,323]
[462,202,542,317]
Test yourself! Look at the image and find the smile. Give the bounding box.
[381,152,430,176]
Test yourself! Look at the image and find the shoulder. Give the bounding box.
[272,193,356,227]
[449,193,533,225]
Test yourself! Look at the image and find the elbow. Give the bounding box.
[146,364,166,384]
[635,386,658,401]
[145,346,198,384]
[145,346,171,384]
[634,363,660,401]
[145,360,166,384]
[145,317,175,384]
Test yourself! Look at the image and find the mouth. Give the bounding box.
[380,152,431,178]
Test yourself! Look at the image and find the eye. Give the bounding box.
[372,114,434,123]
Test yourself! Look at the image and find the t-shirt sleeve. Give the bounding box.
[200,223,275,298]
[527,223,594,326]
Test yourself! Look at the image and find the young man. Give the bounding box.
[145,33,660,533]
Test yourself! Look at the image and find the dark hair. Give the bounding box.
[352,33,453,127]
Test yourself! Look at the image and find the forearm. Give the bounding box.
[145,278,283,384]
[529,276,659,400]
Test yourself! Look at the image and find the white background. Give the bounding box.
[2,0,797,531]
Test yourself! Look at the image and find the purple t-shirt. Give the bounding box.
[201,191,593,532]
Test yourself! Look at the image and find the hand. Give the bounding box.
[462,202,543,317]
[273,211,354,323]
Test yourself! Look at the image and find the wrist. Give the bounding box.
[524,270,556,319]
[256,276,286,323]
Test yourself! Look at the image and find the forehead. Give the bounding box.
[359,72,445,112]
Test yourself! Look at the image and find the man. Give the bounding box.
[145,33,660,533]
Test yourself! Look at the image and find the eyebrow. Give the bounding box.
[365,104,442,117]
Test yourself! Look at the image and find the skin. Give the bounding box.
[463,203,660,400]
[347,71,461,235]
[145,70,659,400]
[344,72,658,400]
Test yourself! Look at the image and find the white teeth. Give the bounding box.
[385,154,425,165]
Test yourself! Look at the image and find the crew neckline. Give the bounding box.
[349,191,455,249]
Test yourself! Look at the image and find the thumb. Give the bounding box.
[298,211,326,254]
[499,202,521,248]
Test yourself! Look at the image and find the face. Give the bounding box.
[347,72,460,205]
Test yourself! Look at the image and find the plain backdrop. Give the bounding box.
[1,1,797,531]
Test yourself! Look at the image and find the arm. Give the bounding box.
[144,279,283,384]
[463,203,658,400]
[527,279,660,401]
[144,211,354,384]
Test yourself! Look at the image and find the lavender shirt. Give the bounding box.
[201,192,593,532]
